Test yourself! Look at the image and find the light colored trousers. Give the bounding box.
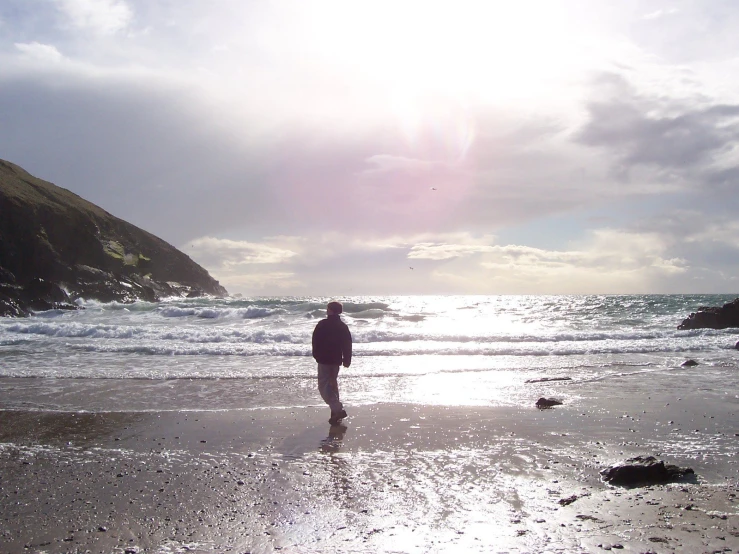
[317,363,343,413]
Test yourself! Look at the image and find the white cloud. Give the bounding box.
[642,9,679,20]
[14,42,64,63]
[4,2,739,295]
[189,237,296,266]
[186,237,301,294]
[54,0,132,34]
[460,230,689,293]
[218,271,301,293]
[361,155,449,176]
[171,221,739,295]
[409,240,497,261]
[681,219,739,247]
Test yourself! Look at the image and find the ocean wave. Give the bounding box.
[65,339,717,358]
[3,321,310,344]
[3,319,728,347]
[158,328,304,344]
[354,328,679,344]
[5,322,146,339]
[74,298,158,311]
[340,302,391,313]
[157,305,287,319]
[397,314,426,322]
[346,309,389,319]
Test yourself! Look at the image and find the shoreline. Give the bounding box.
[1,404,738,553]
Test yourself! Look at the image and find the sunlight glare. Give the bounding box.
[306,0,583,103]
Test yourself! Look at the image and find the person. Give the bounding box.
[312,300,352,425]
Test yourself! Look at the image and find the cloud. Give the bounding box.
[54,0,132,34]
[14,42,64,63]
[642,9,679,20]
[429,229,688,294]
[577,73,739,186]
[408,234,499,260]
[409,243,496,260]
[4,2,739,295]
[186,228,694,295]
[216,271,301,293]
[189,237,296,267]
[361,155,450,176]
[186,237,300,294]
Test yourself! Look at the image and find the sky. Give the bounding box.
[2,0,739,296]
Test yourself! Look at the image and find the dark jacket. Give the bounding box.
[312,314,352,367]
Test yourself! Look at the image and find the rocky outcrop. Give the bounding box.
[677,298,739,330]
[600,456,694,486]
[536,397,563,408]
[0,159,227,316]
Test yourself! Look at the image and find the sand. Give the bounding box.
[1,402,738,553]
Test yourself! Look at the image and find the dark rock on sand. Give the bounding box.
[681,359,699,367]
[600,456,694,487]
[0,159,227,316]
[536,397,563,408]
[677,298,739,330]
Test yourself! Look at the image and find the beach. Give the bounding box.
[1,295,739,552]
[1,389,737,553]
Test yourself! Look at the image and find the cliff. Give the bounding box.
[0,159,227,316]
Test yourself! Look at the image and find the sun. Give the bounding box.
[302,0,586,105]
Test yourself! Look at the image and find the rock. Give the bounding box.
[0,266,16,283]
[600,456,694,486]
[0,283,27,316]
[0,159,227,317]
[735,341,739,350]
[526,377,572,384]
[681,359,699,367]
[536,397,563,408]
[558,494,580,506]
[677,298,739,330]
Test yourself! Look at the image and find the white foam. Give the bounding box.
[6,321,146,339]
[1,294,737,386]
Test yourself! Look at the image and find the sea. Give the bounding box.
[0,294,737,415]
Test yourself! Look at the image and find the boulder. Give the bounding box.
[536,397,563,408]
[0,159,227,316]
[600,456,694,486]
[681,359,699,367]
[678,298,739,330]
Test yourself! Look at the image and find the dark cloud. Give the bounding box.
[577,73,739,179]
[0,75,331,241]
[1,72,594,245]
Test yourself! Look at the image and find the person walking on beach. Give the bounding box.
[312,301,352,425]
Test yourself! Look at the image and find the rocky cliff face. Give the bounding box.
[0,159,227,316]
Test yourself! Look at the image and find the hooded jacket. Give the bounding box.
[312,314,352,367]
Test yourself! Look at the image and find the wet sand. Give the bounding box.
[1,401,738,553]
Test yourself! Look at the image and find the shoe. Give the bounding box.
[328,409,348,425]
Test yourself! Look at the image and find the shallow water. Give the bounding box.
[1,295,737,413]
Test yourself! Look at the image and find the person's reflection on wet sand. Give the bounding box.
[320,424,352,506]
[321,423,347,453]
